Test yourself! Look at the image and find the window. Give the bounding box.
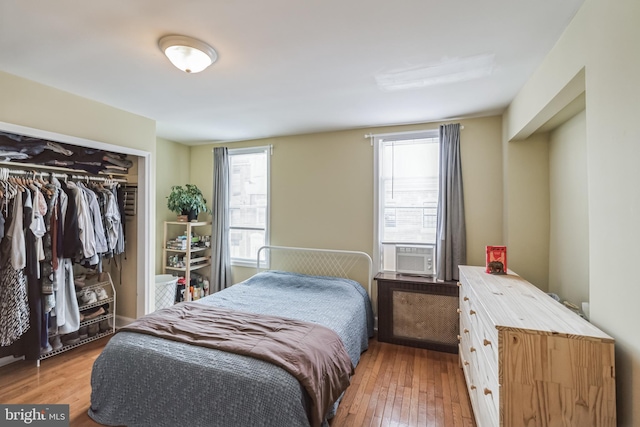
[374,131,439,271]
[228,146,270,266]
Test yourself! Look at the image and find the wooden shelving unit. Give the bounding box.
[162,221,211,302]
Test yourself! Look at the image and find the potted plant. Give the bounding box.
[166,184,210,221]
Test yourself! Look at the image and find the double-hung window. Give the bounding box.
[374,130,439,272]
[228,146,270,266]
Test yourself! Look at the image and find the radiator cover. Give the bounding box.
[375,272,459,353]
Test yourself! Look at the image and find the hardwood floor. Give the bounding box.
[332,340,475,427]
[0,336,475,427]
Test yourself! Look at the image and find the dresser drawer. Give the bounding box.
[460,285,499,370]
[461,348,499,427]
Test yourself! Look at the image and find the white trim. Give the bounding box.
[136,153,153,317]
[0,354,24,368]
[373,136,382,276]
[116,315,136,328]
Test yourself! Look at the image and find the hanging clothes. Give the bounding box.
[0,167,128,359]
[0,195,30,346]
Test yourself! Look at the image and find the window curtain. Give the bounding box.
[211,147,232,292]
[436,123,466,281]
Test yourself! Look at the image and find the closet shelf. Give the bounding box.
[80,313,114,328]
[78,297,114,313]
[165,247,208,254]
[48,313,114,337]
[40,330,114,360]
[165,263,211,272]
[0,161,128,182]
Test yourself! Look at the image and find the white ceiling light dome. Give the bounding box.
[158,35,218,73]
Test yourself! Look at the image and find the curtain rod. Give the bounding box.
[363,125,464,139]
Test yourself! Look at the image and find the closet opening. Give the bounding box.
[0,120,152,365]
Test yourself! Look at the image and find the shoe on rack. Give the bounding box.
[74,274,86,288]
[61,332,81,346]
[40,343,53,355]
[78,326,89,340]
[49,336,63,351]
[99,319,112,333]
[88,323,100,337]
[95,287,108,301]
[83,307,105,321]
[78,289,97,305]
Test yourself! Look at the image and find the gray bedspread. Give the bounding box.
[88,271,374,427]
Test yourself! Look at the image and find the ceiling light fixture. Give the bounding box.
[158,35,218,73]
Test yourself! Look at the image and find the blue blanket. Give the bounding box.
[89,271,374,427]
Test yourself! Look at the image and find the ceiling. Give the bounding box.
[0,1,584,145]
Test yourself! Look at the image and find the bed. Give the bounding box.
[88,246,374,427]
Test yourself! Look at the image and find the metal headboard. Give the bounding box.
[256,246,373,296]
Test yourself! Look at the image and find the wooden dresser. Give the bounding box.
[458,266,616,427]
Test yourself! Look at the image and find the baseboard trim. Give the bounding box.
[116,315,135,328]
[0,354,24,368]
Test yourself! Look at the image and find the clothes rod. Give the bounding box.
[3,167,127,183]
[364,125,464,139]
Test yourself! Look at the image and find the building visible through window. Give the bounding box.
[375,131,439,272]
[228,146,270,265]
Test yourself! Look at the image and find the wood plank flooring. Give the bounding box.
[0,336,476,427]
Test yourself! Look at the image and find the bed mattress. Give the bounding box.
[88,271,374,427]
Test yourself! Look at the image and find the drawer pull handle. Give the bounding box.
[456,308,462,314]
[483,339,492,346]
[463,296,469,301]
[457,335,462,341]
[463,328,469,334]
[463,360,469,366]
[457,282,462,287]
[470,346,476,352]
[470,385,477,390]
[484,388,492,395]
[469,310,476,315]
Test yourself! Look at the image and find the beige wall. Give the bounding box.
[0,71,157,320]
[503,132,550,290]
[155,137,191,275]
[189,116,504,284]
[549,110,589,306]
[505,0,640,423]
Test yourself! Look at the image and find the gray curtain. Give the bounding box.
[211,147,232,292]
[436,123,466,281]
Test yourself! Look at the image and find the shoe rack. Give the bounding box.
[39,272,116,363]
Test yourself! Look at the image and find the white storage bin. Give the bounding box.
[155,274,178,310]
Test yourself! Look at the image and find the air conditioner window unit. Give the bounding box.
[396,244,435,277]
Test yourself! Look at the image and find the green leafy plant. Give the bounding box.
[166,184,210,216]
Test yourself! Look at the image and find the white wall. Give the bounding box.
[503,132,550,290]
[548,110,589,306]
